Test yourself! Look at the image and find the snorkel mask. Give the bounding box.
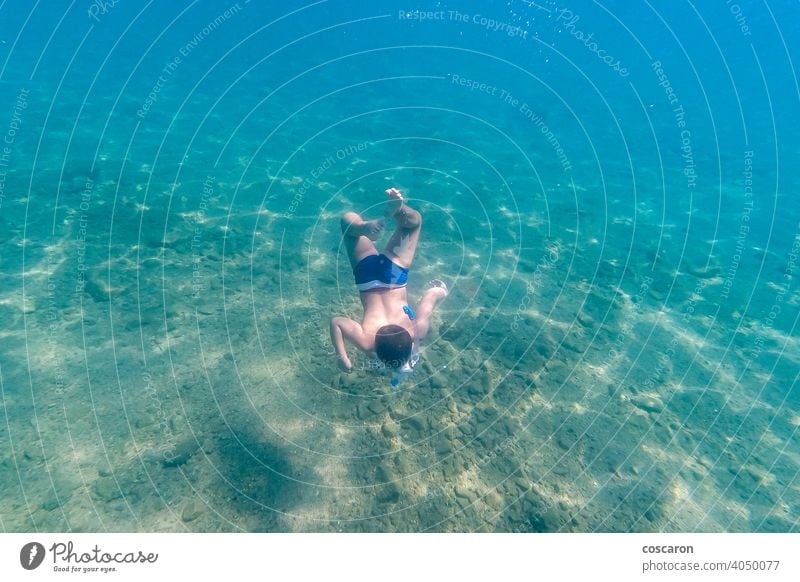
[390,305,420,387]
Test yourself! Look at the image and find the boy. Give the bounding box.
[330,188,448,373]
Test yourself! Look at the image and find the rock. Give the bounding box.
[97,465,112,477]
[552,464,570,476]
[23,449,43,462]
[376,464,395,483]
[454,485,476,502]
[555,427,578,450]
[381,421,399,438]
[92,478,123,502]
[434,435,454,456]
[441,324,462,342]
[429,375,445,389]
[631,395,664,414]
[475,429,502,449]
[402,416,427,433]
[377,484,401,504]
[134,415,153,429]
[367,400,387,416]
[520,492,564,532]
[41,494,67,511]
[685,263,720,279]
[181,500,204,523]
[467,379,489,398]
[394,455,412,475]
[375,464,402,504]
[161,438,199,468]
[83,277,109,303]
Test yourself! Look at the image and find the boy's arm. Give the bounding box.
[330,316,370,371]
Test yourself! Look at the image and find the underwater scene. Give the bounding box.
[0,0,798,532]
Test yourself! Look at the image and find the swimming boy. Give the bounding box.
[330,188,448,373]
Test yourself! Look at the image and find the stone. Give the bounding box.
[92,478,123,502]
[434,435,454,456]
[23,449,43,462]
[161,437,199,468]
[377,483,401,504]
[631,395,664,414]
[367,400,387,416]
[41,495,65,511]
[454,485,476,502]
[402,416,427,433]
[381,421,399,438]
[429,375,445,389]
[441,324,462,342]
[394,457,412,477]
[181,500,204,523]
[466,380,489,399]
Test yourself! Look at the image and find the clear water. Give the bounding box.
[0,0,798,532]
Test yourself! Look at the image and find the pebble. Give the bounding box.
[441,325,462,341]
[376,464,395,483]
[41,495,65,511]
[92,478,123,502]
[454,485,476,502]
[434,435,454,456]
[685,263,720,279]
[394,456,412,475]
[367,401,387,416]
[181,500,204,523]
[381,421,399,438]
[631,395,665,414]
[482,406,498,418]
[402,416,426,433]
[162,438,199,468]
[23,449,42,462]
[377,483,401,504]
[555,428,577,450]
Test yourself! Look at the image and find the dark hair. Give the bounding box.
[374,324,412,369]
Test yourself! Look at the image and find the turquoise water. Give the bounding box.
[0,0,798,532]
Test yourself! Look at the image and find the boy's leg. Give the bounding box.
[382,188,422,269]
[341,211,383,269]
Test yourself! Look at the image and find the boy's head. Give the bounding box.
[375,324,412,369]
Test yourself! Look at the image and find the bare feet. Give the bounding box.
[385,187,404,216]
[426,279,449,299]
[352,219,384,241]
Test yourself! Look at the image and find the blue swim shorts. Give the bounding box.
[354,253,409,292]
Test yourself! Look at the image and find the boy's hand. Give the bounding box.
[338,355,353,373]
[330,316,369,373]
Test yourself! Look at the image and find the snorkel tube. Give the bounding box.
[391,305,420,387]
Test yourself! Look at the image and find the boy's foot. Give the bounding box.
[426,279,449,298]
[353,219,384,241]
[385,187,404,216]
